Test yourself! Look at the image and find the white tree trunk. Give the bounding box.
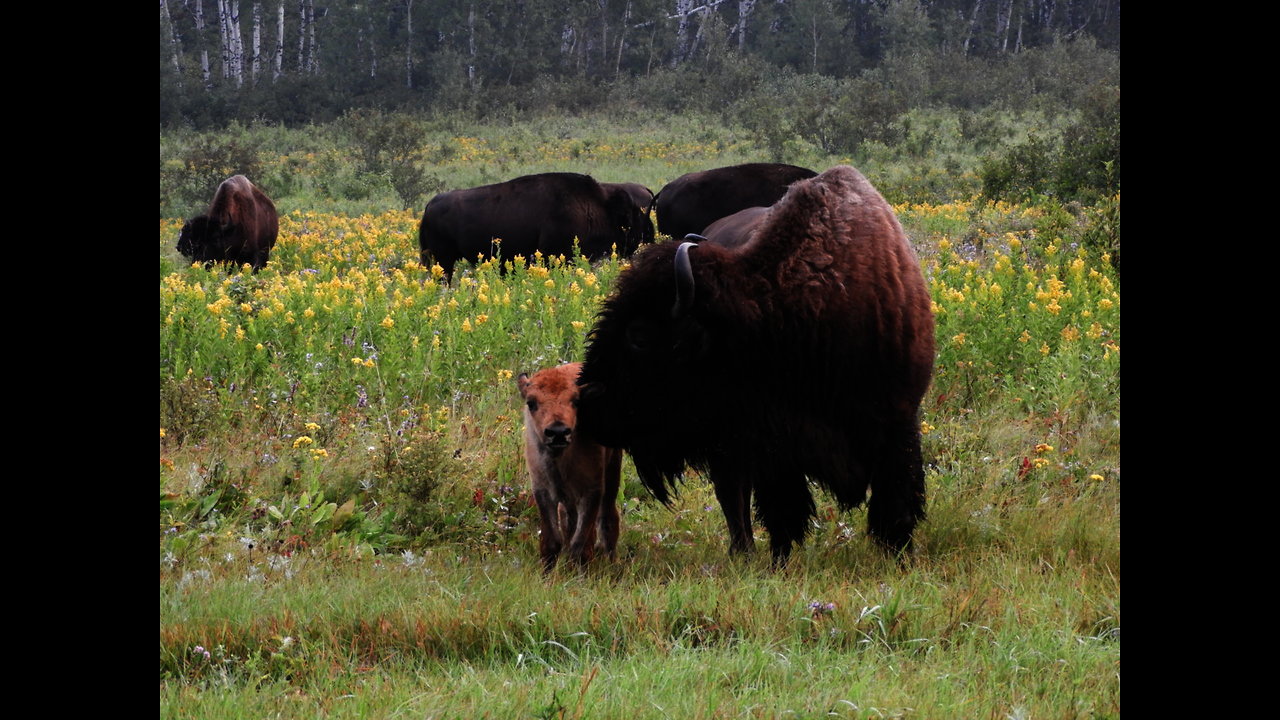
[230,0,244,85]
[297,0,306,72]
[673,0,692,64]
[161,0,183,85]
[307,0,317,73]
[274,1,284,80]
[405,0,414,88]
[964,0,985,55]
[614,0,631,79]
[252,2,262,83]
[468,4,476,88]
[736,0,755,52]
[217,0,231,80]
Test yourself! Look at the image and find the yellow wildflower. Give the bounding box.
[920,421,935,435]
[1040,343,1051,355]
[432,334,441,348]
[255,343,264,351]
[1032,458,1050,469]
[1018,330,1031,344]
[462,318,473,333]
[305,422,321,432]
[351,357,363,365]
[1089,474,1105,482]
[571,321,585,331]
[1034,443,1054,454]
[497,369,514,381]
[381,315,394,329]
[362,358,375,368]
[952,333,966,346]
[311,448,329,459]
[292,436,314,449]
[239,302,253,313]
[160,428,167,439]
[1061,326,1079,342]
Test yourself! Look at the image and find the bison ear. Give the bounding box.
[516,373,531,396]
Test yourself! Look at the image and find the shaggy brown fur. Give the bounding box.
[419,173,654,282]
[578,166,935,563]
[177,175,279,271]
[654,163,816,241]
[518,363,623,573]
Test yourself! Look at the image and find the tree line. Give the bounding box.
[160,0,1120,127]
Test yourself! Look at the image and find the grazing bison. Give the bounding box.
[419,173,653,282]
[518,362,623,573]
[654,163,816,241]
[177,175,279,272]
[578,166,935,563]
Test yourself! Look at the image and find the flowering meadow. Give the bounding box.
[160,193,1119,718]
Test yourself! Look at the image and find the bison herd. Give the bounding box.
[175,163,935,572]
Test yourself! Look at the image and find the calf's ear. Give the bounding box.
[517,373,531,396]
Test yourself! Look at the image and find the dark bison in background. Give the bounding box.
[578,166,936,563]
[177,175,279,272]
[601,182,656,220]
[654,163,816,241]
[418,173,654,282]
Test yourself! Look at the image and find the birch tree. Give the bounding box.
[274,1,284,80]
[252,1,262,82]
[161,0,183,86]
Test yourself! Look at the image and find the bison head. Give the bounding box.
[176,215,231,263]
[518,364,587,459]
[604,186,656,257]
[578,240,745,500]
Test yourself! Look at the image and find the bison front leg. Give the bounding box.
[752,469,816,566]
[533,488,564,573]
[566,491,603,568]
[596,448,623,560]
[709,466,755,555]
[866,418,927,557]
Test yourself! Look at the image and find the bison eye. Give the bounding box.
[526,399,539,413]
[625,319,654,353]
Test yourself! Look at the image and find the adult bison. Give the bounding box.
[177,175,279,272]
[654,163,816,241]
[419,173,654,282]
[577,166,935,563]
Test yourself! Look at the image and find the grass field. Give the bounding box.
[160,125,1119,717]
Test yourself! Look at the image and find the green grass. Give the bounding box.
[161,113,1118,718]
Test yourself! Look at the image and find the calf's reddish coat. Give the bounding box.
[517,363,622,572]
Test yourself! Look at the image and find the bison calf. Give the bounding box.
[517,362,623,573]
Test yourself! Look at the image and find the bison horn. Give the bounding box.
[673,240,698,318]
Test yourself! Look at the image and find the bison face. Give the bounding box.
[176,216,229,263]
[518,366,584,459]
[578,242,717,459]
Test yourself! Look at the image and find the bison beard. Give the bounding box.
[577,166,935,563]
